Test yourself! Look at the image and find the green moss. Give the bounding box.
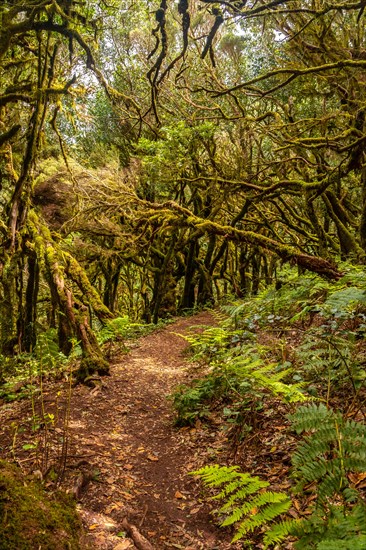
[0,460,83,549]
[76,354,110,381]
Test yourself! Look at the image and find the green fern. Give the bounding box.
[175,326,241,362]
[172,335,307,425]
[35,329,62,368]
[227,354,308,403]
[289,403,366,502]
[294,326,363,390]
[191,464,291,546]
[292,504,366,549]
[324,287,366,313]
[224,271,331,329]
[289,404,366,549]
[317,539,366,550]
[263,519,299,547]
[97,316,152,344]
[172,375,223,425]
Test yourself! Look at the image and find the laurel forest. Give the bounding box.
[1,1,366,548]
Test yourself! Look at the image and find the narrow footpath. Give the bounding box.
[65,312,238,549]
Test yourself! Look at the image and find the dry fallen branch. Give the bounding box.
[121,518,155,550]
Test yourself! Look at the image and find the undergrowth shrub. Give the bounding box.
[292,279,366,395]
[0,329,70,402]
[35,328,68,370]
[292,505,366,550]
[294,325,364,397]
[223,272,331,330]
[192,404,366,548]
[97,315,167,345]
[173,376,225,425]
[173,264,366,425]
[184,265,366,548]
[290,403,366,497]
[288,404,366,549]
[173,329,307,426]
[225,265,366,332]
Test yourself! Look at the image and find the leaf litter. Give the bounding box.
[0,312,245,549]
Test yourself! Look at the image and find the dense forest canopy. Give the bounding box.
[1,0,366,377]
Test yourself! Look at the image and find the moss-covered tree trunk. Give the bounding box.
[360,165,366,255]
[322,194,362,260]
[103,259,121,312]
[45,254,110,379]
[197,234,215,305]
[23,253,40,353]
[0,138,20,355]
[179,239,198,311]
[238,247,250,296]
[251,252,261,295]
[151,238,176,323]
[0,257,18,354]
[28,212,112,380]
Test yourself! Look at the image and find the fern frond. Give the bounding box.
[263,519,300,548]
[343,420,366,441]
[316,537,366,550]
[218,477,269,507]
[292,433,336,466]
[214,479,246,499]
[230,356,308,402]
[35,329,62,368]
[232,499,291,541]
[192,464,291,545]
[317,472,345,502]
[221,490,289,521]
[289,403,366,548]
[342,487,359,503]
[289,403,333,433]
[292,502,366,549]
[191,464,241,487]
[324,287,366,311]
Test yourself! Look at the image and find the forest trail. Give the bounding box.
[66,311,237,549]
[0,311,239,549]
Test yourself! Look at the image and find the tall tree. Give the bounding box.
[0,0,114,377]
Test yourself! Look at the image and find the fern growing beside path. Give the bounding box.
[192,405,366,548]
[191,464,291,546]
[288,403,366,549]
[290,403,366,503]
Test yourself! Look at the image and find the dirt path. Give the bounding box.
[0,312,237,549]
[62,311,237,549]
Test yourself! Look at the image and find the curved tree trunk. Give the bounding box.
[28,213,112,380]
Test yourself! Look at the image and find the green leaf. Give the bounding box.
[22,443,37,450]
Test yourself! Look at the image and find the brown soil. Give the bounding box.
[0,312,241,549]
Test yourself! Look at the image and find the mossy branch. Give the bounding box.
[214,59,366,97]
[142,201,342,280]
[0,124,21,147]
